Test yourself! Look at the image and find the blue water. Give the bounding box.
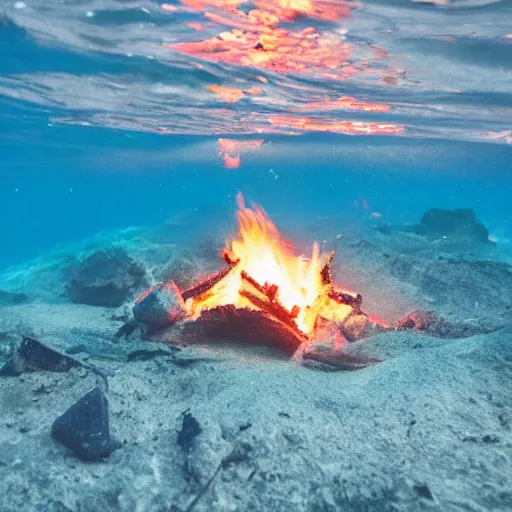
[1,0,511,269]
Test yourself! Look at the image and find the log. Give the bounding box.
[181,261,238,301]
[328,288,363,313]
[239,270,304,337]
[179,305,306,355]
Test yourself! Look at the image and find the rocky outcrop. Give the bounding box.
[67,249,147,307]
[414,208,492,245]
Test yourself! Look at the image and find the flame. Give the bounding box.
[184,193,354,335]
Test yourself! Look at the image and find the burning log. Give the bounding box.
[179,305,306,355]
[133,193,390,367]
[239,270,303,337]
[181,259,238,301]
[328,288,363,313]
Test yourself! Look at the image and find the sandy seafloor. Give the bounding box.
[0,209,511,512]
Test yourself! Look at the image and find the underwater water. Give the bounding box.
[1,1,512,511]
[1,0,511,268]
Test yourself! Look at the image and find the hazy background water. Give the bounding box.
[1,0,511,269]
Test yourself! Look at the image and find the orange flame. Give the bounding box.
[184,193,355,335]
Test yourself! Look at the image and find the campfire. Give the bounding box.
[134,194,387,357]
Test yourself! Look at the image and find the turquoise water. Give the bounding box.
[2,3,512,510]
[1,0,511,267]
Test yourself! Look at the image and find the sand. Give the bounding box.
[0,219,511,512]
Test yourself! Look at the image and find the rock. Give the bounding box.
[133,282,187,332]
[67,249,147,307]
[414,208,492,245]
[396,311,437,332]
[396,310,492,338]
[340,313,370,341]
[0,337,81,376]
[0,290,29,306]
[51,387,120,462]
[413,484,435,501]
[178,411,202,453]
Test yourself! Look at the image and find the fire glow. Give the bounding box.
[134,194,387,354]
[184,193,355,335]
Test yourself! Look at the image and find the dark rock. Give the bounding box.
[67,249,147,307]
[133,282,187,332]
[414,208,491,245]
[0,337,81,376]
[413,484,434,501]
[0,289,29,306]
[51,387,120,462]
[178,411,201,453]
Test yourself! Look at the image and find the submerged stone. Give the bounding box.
[51,387,120,462]
[133,282,186,332]
[340,312,370,341]
[67,248,147,307]
[415,208,491,245]
[0,337,80,376]
[178,411,202,453]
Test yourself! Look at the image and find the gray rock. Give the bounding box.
[0,337,80,376]
[133,282,186,332]
[414,208,492,245]
[67,249,147,307]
